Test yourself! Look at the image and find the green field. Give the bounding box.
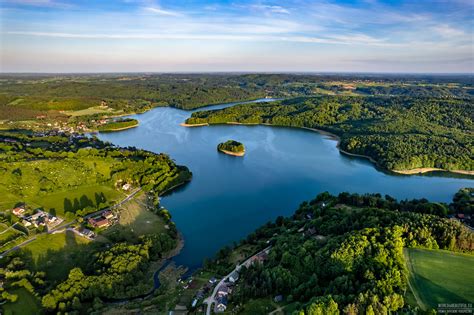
[21,232,91,282]
[404,248,474,311]
[103,195,166,240]
[64,106,122,117]
[1,287,41,315]
[28,184,125,217]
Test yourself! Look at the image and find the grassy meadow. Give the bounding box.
[404,248,474,310]
[1,287,41,315]
[21,232,91,282]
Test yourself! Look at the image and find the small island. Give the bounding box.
[97,118,139,132]
[217,140,245,156]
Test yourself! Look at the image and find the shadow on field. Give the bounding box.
[416,274,468,308]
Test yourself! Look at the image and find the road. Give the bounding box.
[205,246,271,315]
[0,187,142,257]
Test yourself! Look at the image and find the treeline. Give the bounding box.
[186,96,473,172]
[206,191,473,314]
[0,73,472,121]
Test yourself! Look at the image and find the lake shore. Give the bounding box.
[98,122,139,132]
[393,168,474,175]
[218,148,245,156]
[180,122,209,127]
[186,121,472,177]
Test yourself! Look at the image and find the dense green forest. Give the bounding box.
[0,73,472,121]
[186,96,474,172]
[217,140,245,154]
[204,191,474,314]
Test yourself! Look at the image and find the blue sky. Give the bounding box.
[0,0,473,72]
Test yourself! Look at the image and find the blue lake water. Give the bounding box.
[97,99,473,270]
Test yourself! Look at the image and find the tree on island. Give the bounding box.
[217,140,245,155]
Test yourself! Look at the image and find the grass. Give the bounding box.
[404,248,474,311]
[64,106,121,117]
[1,287,41,315]
[21,231,90,282]
[104,194,166,239]
[28,184,125,217]
[236,298,278,315]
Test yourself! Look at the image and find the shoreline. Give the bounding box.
[186,121,473,177]
[98,122,139,132]
[180,122,209,127]
[218,148,245,157]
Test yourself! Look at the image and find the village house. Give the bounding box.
[228,270,239,283]
[217,284,229,297]
[88,217,110,228]
[103,210,114,219]
[216,296,228,312]
[12,206,26,217]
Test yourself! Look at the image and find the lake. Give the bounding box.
[98,99,473,270]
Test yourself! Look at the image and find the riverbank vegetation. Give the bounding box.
[97,118,138,132]
[185,96,473,173]
[217,140,245,156]
[202,191,473,314]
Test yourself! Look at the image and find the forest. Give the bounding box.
[185,96,474,172]
[217,140,245,154]
[0,73,472,121]
[204,191,474,314]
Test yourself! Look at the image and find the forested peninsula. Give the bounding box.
[203,191,474,314]
[185,96,474,174]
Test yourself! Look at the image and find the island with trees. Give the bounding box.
[217,140,245,156]
[185,96,474,175]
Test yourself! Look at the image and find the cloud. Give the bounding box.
[5,30,395,46]
[144,6,183,17]
[431,24,466,38]
[250,5,290,15]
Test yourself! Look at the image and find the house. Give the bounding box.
[274,295,284,303]
[216,296,228,312]
[103,211,114,219]
[217,285,229,296]
[209,277,218,284]
[122,183,131,191]
[228,270,239,283]
[12,207,25,217]
[191,299,198,308]
[22,220,32,227]
[88,217,110,228]
[81,228,95,238]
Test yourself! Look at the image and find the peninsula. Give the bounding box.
[217,140,245,156]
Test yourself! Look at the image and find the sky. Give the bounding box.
[0,0,473,73]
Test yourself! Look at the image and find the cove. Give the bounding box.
[97,99,473,270]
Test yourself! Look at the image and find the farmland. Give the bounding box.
[404,248,474,311]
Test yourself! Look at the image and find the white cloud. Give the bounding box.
[144,6,183,17]
[432,24,465,38]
